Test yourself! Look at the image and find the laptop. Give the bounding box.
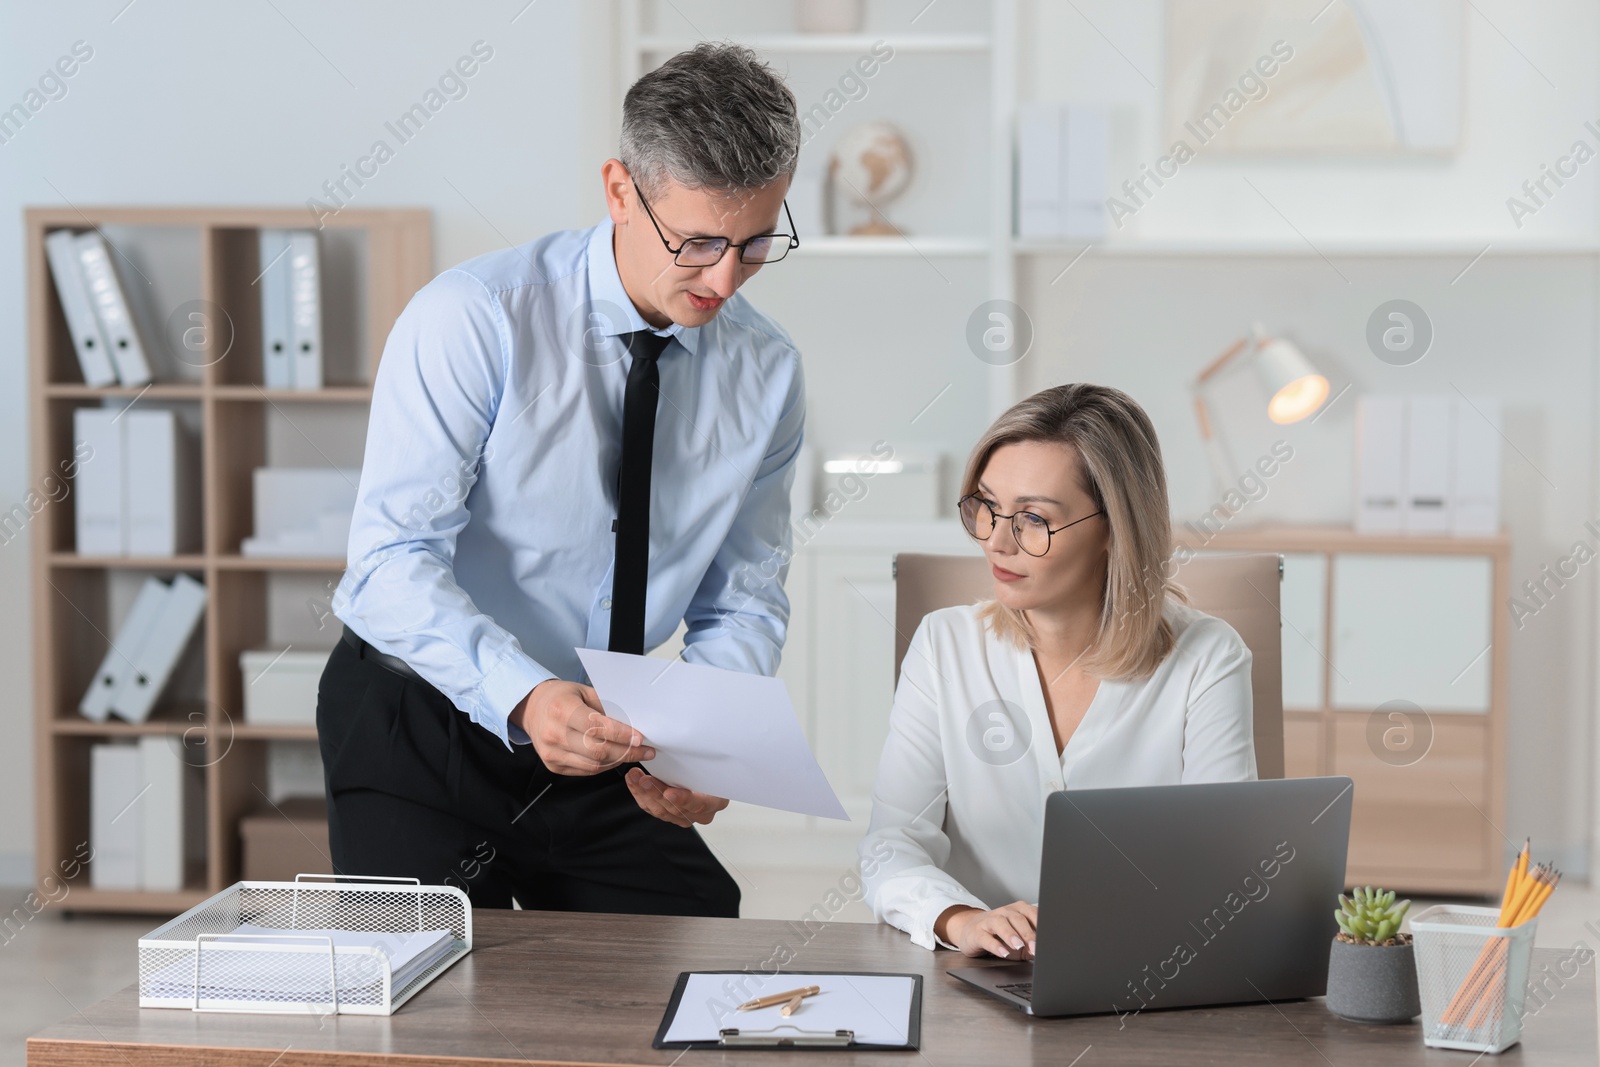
[948,776,1353,1018]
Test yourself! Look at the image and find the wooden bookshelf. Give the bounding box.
[26,206,431,913]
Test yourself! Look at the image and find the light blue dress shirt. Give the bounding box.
[333,218,805,749]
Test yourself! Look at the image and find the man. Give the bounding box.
[318,42,804,917]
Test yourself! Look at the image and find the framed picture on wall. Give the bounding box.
[1163,0,1463,155]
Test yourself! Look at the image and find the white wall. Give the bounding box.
[0,0,614,877]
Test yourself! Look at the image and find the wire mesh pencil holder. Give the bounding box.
[138,874,471,1016]
[1412,904,1538,1054]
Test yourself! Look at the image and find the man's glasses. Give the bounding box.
[633,180,799,266]
[958,494,1104,557]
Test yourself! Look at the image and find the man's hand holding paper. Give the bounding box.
[511,678,656,773]
[511,675,735,827]
[577,649,848,821]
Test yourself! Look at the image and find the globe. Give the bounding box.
[827,121,914,236]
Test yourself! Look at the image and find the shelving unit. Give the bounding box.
[26,205,430,912]
[621,0,1020,422]
[620,2,1541,899]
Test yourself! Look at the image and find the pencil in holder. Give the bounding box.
[1411,904,1538,1054]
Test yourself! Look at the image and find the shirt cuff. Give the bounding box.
[917,896,988,952]
[472,652,554,750]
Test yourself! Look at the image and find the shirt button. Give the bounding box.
[1049,780,1063,792]
[600,597,613,610]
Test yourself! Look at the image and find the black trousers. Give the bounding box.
[315,637,739,916]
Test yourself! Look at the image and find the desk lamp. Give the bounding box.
[1191,323,1329,508]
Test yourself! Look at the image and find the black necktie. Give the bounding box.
[608,329,672,655]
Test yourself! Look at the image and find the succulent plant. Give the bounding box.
[1334,886,1411,945]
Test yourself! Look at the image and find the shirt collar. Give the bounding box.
[586,217,700,356]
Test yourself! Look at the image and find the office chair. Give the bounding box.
[891,551,1286,779]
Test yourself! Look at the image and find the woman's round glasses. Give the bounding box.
[958,494,1104,557]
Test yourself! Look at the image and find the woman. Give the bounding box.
[858,383,1256,958]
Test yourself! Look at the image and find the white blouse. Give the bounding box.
[858,598,1257,950]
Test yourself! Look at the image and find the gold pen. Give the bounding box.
[736,985,821,1012]
[780,994,805,1017]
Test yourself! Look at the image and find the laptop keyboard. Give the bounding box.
[997,982,1034,1001]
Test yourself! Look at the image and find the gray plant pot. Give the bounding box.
[1325,936,1421,1024]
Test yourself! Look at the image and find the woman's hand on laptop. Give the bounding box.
[937,902,1038,959]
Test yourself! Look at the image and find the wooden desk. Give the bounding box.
[28,911,1597,1065]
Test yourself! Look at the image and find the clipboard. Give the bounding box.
[652,970,923,1051]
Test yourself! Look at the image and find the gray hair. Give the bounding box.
[621,42,800,199]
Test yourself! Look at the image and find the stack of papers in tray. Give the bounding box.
[148,924,455,1002]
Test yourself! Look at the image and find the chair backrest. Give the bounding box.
[892,552,1285,779]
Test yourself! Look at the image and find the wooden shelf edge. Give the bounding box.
[1344,871,1503,898]
[42,383,371,402]
[51,719,195,736]
[44,383,203,399]
[52,701,208,736]
[213,555,347,571]
[48,553,206,569]
[231,724,320,741]
[58,887,211,914]
[211,385,373,402]
[48,553,350,570]
[1174,522,1511,554]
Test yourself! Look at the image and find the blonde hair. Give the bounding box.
[962,383,1185,679]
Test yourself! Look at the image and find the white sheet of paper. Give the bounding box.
[663,973,915,1046]
[576,649,848,820]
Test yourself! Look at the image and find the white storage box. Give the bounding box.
[240,467,359,557]
[240,648,329,726]
[139,875,470,1015]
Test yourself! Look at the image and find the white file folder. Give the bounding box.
[90,743,143,890]
[1016,103,1063,239]
[1015,105,1108,240]
[73,407,125,555]
[258,229,294,388]
[110,574,207,723]
[75,231,152,386]
[288,231,323,390]
[1062,107,1109,239]
[46,229,115,387]
[80,576,170,722]
[1451,396,1501,536]
[124,410,199,556]
[1354,395,1405,535]
[138,735,196,893]
[1404,396,1453,535]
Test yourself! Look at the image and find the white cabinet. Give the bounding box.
[809,553,899,821]
[1281,552,1327,710]
[795,522,975,820]
[1330,554,1493,713]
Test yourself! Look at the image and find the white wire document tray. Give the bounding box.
[138,874,472,1016]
